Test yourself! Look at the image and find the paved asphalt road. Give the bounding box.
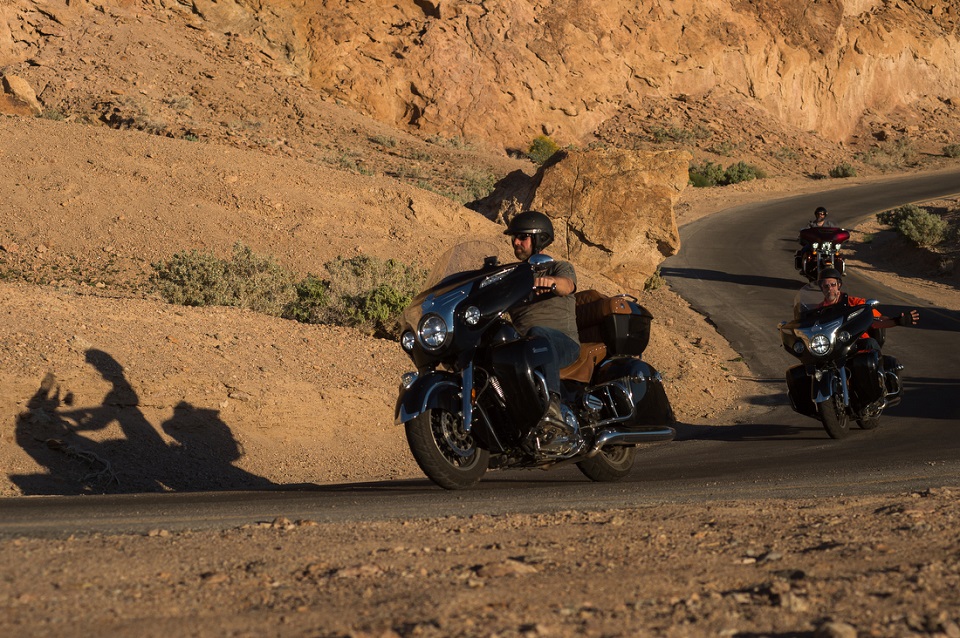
[3,170,960,537]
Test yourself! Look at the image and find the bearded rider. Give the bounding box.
[503,210,580,429]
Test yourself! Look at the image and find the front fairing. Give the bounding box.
[779,292,875,365]
[399,241,534,370]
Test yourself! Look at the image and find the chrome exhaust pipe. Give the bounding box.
[588,427,675,457]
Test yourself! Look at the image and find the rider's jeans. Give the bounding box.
[528,326,580,396]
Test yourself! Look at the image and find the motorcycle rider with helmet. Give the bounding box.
[815,267,919,350]
[808,206,829,228]
[503,210,581,430]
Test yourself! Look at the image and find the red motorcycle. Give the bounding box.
[794,226,849,282]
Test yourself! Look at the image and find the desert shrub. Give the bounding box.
[722,161,767,185]
[829,162,857,178]
[690,160,766,187]
[688,160,726,187]
[154,245,423,338]
[943,143,960,158]
[643,268,665,292]
[151,243,296,314]
[858,138,918,169]
[527,135,560,164]
[877,203,946,248]
[458,168,498,203]
[285,257,426,336]
[370,134,397,148]
[771,146,799,161]
[281,274,330,323]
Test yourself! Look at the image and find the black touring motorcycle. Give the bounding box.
[778,286,904,438]
[395,241,676,489]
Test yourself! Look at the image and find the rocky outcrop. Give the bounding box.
[528,149,689,292]
[1,74,42,115]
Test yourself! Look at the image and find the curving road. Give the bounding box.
[4,170,960,537]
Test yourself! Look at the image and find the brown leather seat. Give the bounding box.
[559,289,632,382]
[559,341,607,383]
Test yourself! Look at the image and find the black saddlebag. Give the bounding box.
[850,349,884,406]
[785,364,817,417]
[575,290,653,356]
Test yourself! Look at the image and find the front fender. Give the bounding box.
[812,368,836,404]
[394,371,462,425]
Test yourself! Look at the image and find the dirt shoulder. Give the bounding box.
[2,488,958,637]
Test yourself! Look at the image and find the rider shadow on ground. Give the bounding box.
[10,348,275,495]
[660,266,802,291]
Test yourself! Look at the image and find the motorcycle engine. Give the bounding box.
[530,404,583,459]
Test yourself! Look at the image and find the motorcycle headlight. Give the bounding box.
[464,305,481,326]
[419,314,448,349]
[837,330,851,344]
[810,334,831,355]
[401,331,416,352]
[792,341,805,355]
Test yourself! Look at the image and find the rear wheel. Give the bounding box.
[818,395,850,439]
[857,412,881,429]
[576,446,637,482]
[404,408,489,490]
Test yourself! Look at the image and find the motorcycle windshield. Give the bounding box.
[402,241,534,335]
[422,240,506,291]
[793,283,825,319]
[798,226,850,244]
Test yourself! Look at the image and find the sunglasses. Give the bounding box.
[820,281,840,288]
[514,233,535,241]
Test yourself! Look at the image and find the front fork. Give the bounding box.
[812,365,849,407]
[461,363,474,433]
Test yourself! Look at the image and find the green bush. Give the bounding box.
[689,160,766,187]
[943,143,960,158]
[643,268,665,292]
[527,135,560,165]
[151,243,297,315]
[722,161,767,185]
[877,203,947,248]
[858,138,918,169]
[829,162,857,178]
[153,245,424,338]
[312,255,426,337]
[688,160,726,187]
[281,274,330,323]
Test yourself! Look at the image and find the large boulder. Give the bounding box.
[484,148,689,292]
[529,148,689,292]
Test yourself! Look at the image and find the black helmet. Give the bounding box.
[818,267,843,283]
[504,210,554,253]
[814,206,827,216]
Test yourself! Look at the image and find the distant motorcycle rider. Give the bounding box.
[504,210,580,429]
[808,206,829,228]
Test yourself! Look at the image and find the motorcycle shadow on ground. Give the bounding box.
[660,266,803,291]
[10,348,277,496]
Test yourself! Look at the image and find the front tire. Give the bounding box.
[576,446,637,482]
[818,395,850,439]
[404,408,489,490]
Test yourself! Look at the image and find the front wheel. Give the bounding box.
[818,395,850,439]
[404,408,489,490]
[576,446,637,482]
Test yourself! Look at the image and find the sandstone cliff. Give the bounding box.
[183,0,960,150]
[4,0,959,155]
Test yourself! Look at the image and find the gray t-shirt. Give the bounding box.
[509,259,580,344]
